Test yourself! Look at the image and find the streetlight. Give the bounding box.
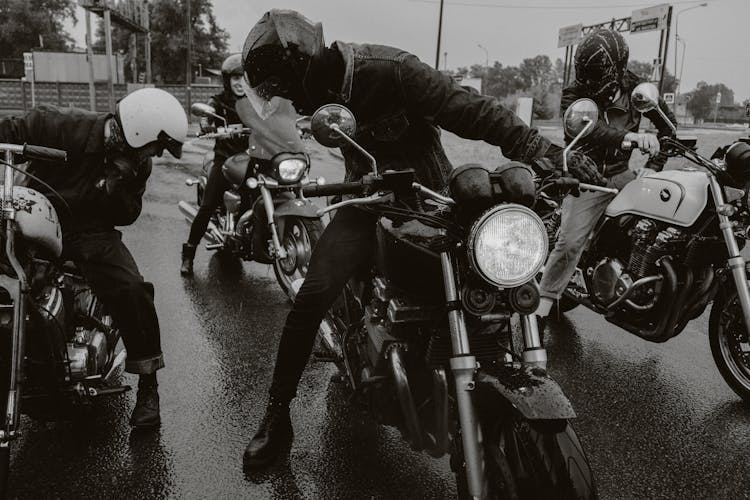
[674,2,707,120]
[478,44,488,94]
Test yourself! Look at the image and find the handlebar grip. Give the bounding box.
[23,144,67,162]
[621,140,639,150]
[303,182,363,197]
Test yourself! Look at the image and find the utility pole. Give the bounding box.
[435,0,444,69]
[84,9,96,111]
[103,8,115,111]
[186,0,192,111]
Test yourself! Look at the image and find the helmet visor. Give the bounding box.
[158,131,183,159]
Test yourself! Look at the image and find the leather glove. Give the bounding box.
[539,149,606,186]
[199,117,216,134]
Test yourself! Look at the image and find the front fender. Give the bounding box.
[475,362,576,420]
[273,198,320,220]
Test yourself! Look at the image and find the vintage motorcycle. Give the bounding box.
[179,100,325,299]
[0,143,131,495]
[546,82,750,402]
[301,104,597,499]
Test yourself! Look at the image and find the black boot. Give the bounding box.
[243,399,293,468]
[181,243,196,276]
[130,373,161,428]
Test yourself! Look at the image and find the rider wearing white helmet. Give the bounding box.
[0,87,188,427]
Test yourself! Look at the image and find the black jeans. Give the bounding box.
[63,230,163,374]
[269,207,377,403]
[188,155,229,246]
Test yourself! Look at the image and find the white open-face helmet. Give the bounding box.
[116,88,188,158]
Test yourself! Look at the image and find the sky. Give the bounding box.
[64,0,750,101]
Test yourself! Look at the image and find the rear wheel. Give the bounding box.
[456,408,596,499]
[274,217,323,301]
[709,287,750,401]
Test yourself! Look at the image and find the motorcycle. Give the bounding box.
[0,143,130,495]
[301,104,596,499]
[546,82,750,402]
[178,101,325,300]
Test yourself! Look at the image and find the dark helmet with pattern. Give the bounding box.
[574,29,629,104]
[241,9,324,109]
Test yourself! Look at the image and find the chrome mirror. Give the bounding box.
[310,104,357,147]
[563,98,599,139]
[631,82,677,134]
[630,82,660,113]
[191,103,226,129]
[562,99,598,174]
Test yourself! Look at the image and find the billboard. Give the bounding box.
[558,24,583,48]
[32,51,125,83]
[631,3,670,34]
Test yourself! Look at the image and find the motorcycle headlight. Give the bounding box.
[467,205,548,288]
[276,157,309,183]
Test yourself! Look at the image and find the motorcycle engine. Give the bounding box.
[63,276,115,380]
[628,219,684,280]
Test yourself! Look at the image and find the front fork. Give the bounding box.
[440,250,485,499]
[1,151,27,446]
[259,185,287,260]
[710,176,750,334]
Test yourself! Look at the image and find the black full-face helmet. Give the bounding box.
[574,29,630,105]
[221,53,244,93]
[241,9,324,112]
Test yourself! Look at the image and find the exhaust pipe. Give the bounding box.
[178,201,224,245]
[388,344,423,450]
[318,317,343,360]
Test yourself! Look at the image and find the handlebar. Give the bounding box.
[621,140,639,151]
[303,181,365,197]
[23,144,67,162]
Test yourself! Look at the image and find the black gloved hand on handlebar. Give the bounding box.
[534,149,606,187]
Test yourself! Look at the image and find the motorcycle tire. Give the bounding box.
[456,407,596,499]
[274,217,323,302]
[709,287,750,402]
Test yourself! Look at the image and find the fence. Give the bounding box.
[0,79,222,120]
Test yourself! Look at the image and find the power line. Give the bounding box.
[409,0,716,10]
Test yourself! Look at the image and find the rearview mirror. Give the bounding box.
[191,103,219,119]
[310,104,357,148]
[562,99,598,174]
[563,98,599,139]
[630,82,660,113]
[630,82,677,134]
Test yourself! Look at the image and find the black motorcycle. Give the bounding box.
[302,104,596,499]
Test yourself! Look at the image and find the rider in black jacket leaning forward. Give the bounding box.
[0,88,188,427]
[239,8,606,467]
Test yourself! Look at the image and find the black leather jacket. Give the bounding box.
[323,42,559,191]
[206,91,248,161]
[561,71,676,177]
[0,105,149,232]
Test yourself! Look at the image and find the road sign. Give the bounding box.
[23,52,32,72]
[716,92,722,104]
[558,23,583,48]
[631,3,670,34]
[663,93,674,105]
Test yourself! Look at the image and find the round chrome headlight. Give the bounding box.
[467,205,548,288]
[277,158,308,183]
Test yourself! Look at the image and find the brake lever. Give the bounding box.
[316,192,394,216]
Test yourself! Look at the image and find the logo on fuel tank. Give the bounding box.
[660,188,671,202]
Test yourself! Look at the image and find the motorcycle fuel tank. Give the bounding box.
[11,186,62,258]
[605,169,710,227]
[222,151,251,186]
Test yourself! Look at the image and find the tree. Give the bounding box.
[685,81,735,120]
[0,0,77,58]
[519,55,554,88]
[627,60,678,94]
[94,0,229,83]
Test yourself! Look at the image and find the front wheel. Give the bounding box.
[274,217,323,301]
[457,410,596,499]
[709,287,750,401]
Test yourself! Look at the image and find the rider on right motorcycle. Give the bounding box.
[239,8,606,468]
[535,28,677,321]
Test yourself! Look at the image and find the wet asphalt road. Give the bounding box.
[8,135,750,499]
